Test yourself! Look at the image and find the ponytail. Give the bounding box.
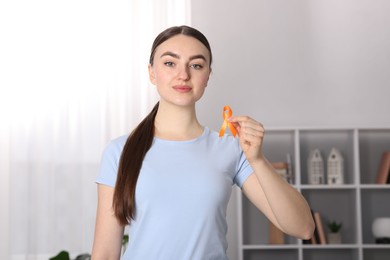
[113,102,159,225]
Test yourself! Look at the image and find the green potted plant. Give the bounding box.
[327,220,342,244]
[122,234,129,255]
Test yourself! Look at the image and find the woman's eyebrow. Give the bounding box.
[160,51,180,59]
[160,51,207,62]
[189,54,207,62]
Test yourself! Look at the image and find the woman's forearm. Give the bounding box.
[251,158,315,239]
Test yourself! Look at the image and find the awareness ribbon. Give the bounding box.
[219,106,237,137]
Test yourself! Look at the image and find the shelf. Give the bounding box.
[300,184,356,190]
[302,244,359,249]
[360,189,390,244]
[302,189,358,244]
[242,244,298,250]
[238,127,390,260]
[360,184,390,189]
[358,129,390,184]
[363,247,390,260]
[302,247,359,260]
[362,244,390,249]
[299,129,355,185]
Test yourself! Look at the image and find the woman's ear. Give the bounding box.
[148,64,156,85]
[206,68,212,87]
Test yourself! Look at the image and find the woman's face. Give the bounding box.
[148,35,211,107]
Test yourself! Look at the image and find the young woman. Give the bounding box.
[92,25,314,260]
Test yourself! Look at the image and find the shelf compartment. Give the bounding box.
[358,129,390,184]
[241,195,298,245]
[301,189,357,244]
[299,129,355,185]
[302,248,359,260]
[263,130,296,184]
[243,248,298,260]
[360,189,390,244]
[363,248,390,260]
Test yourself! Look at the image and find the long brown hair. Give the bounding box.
[112,25,213,225]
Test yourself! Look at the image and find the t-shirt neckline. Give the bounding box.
[153,127,208,144]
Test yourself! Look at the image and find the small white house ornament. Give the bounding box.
[372,217,390,244]
[327,148,344,184]
[308,149,325,184]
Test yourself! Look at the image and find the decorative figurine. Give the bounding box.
[308,149,325,184]
[327,148,344,184]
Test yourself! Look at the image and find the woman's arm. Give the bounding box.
[229,116,315,240]
[91,184,124,260]
[242,161,314,239]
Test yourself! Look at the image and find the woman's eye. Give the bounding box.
[190,64,203,70]
[164,61,174,67]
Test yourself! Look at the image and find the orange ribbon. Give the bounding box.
[219,106,237,137]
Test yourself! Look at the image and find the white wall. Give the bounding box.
[191,0,390,259]
[192,0,390,129]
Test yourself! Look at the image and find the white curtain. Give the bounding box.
[0,0,190,259]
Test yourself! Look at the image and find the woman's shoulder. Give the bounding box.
[110,134,128,146]
[102,134,128,156]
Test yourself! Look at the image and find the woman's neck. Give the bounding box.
[154,102,203,141]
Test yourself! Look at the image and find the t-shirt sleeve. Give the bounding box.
[233,150,254,188]
[96,137,125,187]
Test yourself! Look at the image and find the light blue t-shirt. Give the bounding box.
[96,127,253,260]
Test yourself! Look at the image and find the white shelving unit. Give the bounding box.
[237,127,390,260]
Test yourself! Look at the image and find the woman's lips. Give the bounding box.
[173,86,192,93]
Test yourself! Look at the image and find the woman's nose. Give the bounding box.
[177,65,190,81]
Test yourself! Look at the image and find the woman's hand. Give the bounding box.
[228,116,265,164]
